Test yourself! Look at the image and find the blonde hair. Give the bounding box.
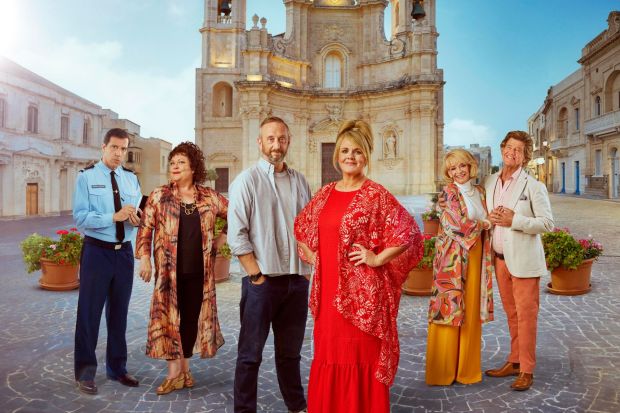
[332,120,374,173]
[442,148,479,182]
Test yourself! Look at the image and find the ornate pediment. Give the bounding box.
[309,118,341,134]
[208,152,238,162]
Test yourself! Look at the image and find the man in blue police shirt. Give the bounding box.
[72,128,142,395]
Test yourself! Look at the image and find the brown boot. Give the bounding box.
[511,372,534,391]
[485,362,520,377]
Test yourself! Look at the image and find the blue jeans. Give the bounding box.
[74,242,134,381]
[234,275,309,413]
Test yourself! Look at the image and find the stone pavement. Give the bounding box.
[0,194,618,412]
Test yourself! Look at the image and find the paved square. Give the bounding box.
[0,194,618,412]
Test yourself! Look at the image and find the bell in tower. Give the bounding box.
[219,0,232,16]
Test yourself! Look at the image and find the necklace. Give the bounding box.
[181,202,197,215]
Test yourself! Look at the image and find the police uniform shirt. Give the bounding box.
[73,161,142,243]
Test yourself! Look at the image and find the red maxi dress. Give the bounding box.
[307,189,389,412]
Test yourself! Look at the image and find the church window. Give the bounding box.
[594,96,601,116]
[27,105,38,133]
[61,115,69,140]
[82,118,90,144]
[0,98,5,128]
[557,107,567,140]
[324,53,343,89]
[574,107,579,131]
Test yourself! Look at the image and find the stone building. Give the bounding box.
[0,57,171,218]
[529,11,620,199]
[196,0,444,194]
[444,143,492,185]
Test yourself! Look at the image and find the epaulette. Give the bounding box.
[79,162,96,172]
[122,166,135,173]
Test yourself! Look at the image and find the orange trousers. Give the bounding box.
[494,258,540,374]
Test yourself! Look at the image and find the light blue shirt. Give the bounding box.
[73,160,142,243]
[227,158,312,276]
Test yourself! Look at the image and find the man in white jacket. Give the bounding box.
[484,131,554,391]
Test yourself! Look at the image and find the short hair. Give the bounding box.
[332,120,374,173]
[168,141,207,184]
[442,148,479,182]
[259,116,290,138]
[103,128,129,144]
[500,130,533,167]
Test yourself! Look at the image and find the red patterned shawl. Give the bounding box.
[294,179,423,386]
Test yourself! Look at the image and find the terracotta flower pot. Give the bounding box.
[547,258,594,295]
[402,266,433,296]
[39,258,79,291]
[213,255,231,283]
[423,219,440,236]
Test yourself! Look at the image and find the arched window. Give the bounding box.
[27,105,38,133]
[557,107,568,140]
[324,53,342,89]
[604,71,620,113]
[83,118,90,145]
[595,96,601,117]
[212,82,233,117]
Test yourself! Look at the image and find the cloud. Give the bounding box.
[10,37,197,146]
[444,118,502,164]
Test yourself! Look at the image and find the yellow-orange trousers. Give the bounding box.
[425,240,483,385]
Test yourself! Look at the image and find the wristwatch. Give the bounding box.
[249,271,263,282]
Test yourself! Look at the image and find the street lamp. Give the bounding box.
[411,0,426,20]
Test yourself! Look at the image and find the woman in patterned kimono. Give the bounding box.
[136,142,228,395]
[294,120,423,412]
[425,148,494,385]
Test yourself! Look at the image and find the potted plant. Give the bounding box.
[403,234,436,296]
[20,227,83,291]
[421,193,440,235]
[542,228,603,295]
[213,217,232,283]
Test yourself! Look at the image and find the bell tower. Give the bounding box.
[195,0,247,191]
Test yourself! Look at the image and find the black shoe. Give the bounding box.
[76,380,98,395]
[107,373,139,387]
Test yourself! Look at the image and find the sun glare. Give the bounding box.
[0,0,20,55]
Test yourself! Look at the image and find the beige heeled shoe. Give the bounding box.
[183,371,195,388]
[156,374,184,395]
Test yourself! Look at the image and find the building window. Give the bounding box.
[162,155,166,170]
[82,119,90,144]
[212,82,233,117]
[27,105,38,133]
[61,115,69,140]
[128,151,134,162]
[324,53,343,89]
[595,149,602,176]
[595,96,601,116]
[557,107,567,140]
[0,98,5,128]
[574,107,579,131]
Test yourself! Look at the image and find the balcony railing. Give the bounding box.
[217,15,232,24]
[584,110,620,137]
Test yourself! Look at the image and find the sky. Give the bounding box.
[0,0,617,164]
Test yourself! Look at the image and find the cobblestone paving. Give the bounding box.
[0,194,618,412]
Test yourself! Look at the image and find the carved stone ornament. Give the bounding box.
[308,136,317,153]
[323,24,345,42]
[325,103,344,122]
[380,158,402,170]
[570,96,580,106]
[208,152,238,162]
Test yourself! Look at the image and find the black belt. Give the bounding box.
[495,252,505,260]
[84,235,131,251]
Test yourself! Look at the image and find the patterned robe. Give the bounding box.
[428,183,494,326]
[135,183,227,359]
[294,180,423,386]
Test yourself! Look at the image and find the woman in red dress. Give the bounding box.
[294,120,423,412]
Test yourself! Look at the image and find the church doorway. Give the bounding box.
[215,167,229,193]
[26,183,38,216]
[321,143,339,186]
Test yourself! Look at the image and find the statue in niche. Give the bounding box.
[384,132,397,159]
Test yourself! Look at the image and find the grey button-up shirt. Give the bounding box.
[227,158,313,276]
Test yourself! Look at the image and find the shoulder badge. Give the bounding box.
[79,162,96,172]
[121,166,135,173]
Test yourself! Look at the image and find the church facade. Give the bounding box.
[196,0,444,194]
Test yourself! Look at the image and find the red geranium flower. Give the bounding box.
[56,229,69,235]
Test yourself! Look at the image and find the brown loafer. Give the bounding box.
[183,371,194,388]
[76,380,98,395]
[485,362,520,377]
[107,373,139,387]
[156,374,184,395]
[511,372,534,391]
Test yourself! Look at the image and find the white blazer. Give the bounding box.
[485,171,554,278]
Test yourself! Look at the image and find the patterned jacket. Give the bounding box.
[428,183,494,326]
[135,183,228,360]
[294,179,423,386]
